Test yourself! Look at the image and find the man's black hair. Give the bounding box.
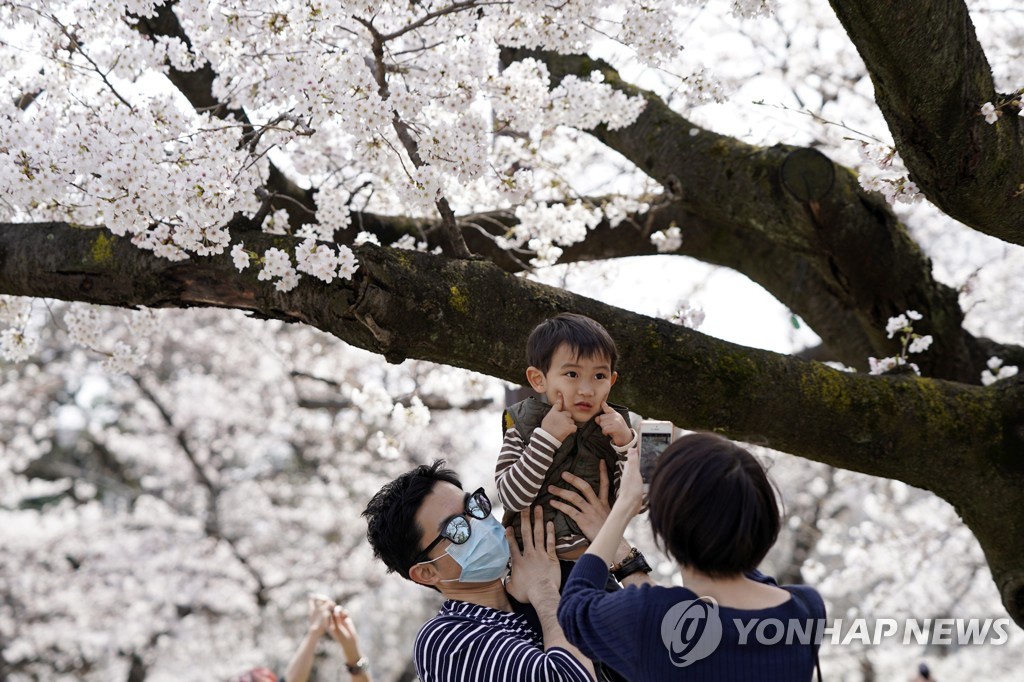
[526,312,619,374]
[362,460,462,580]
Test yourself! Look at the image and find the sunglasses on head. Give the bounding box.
[414,487,492,564]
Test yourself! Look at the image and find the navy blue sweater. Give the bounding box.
[558,554,826,681]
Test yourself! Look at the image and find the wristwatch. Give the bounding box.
[346,656,369,674]
[611,547,652,582]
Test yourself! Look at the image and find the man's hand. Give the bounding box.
[505,507,560,604]
[540,393,577,441]
[596,401,632,447]
[547,460,612,542]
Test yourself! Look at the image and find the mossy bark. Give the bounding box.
[1,220,1023,622]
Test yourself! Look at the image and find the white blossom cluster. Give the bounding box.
[666,299,705,329]
[0,295,32,327]
[295,240,360,284]
[0,0,707,307]
[0,328,37,362]
[257,247,300,292]
[508,201,604,267]
[979,100,1024,125]
[856,142,923,206]
[62,303,155,373]
[0,296,36,362]
[650,226,683,252]
[731,0,778,19]
[981,356,1019,386]
[869,310,933,376]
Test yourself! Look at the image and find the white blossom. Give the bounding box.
[651,226,683,253]
[274,269,300,292]
[336,245,359,280]
[981,102,998,124]
[126,308,159,340]
[354,231,381,246]
[259,248,294,281]
[885,314,909,339]
[102,341,145,374]
[65,305,104,349]
[982,357,1019,386]
[666,300,705,329]
[908,335,933,354]
[391,234,421,251]
[0,328,37,362]
[295,239,341,284]
[0,296,32,327]
[231,243,250,272]
[732,0,777,19]
[868,356,900,375]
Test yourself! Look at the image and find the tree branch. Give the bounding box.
[502,48,1004,383]
[827,0,1024,246]
[1,220,1023,622]
[358,17,473,258]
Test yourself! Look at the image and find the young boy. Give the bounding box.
[496,313,637,561]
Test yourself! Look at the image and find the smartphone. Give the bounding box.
[639,420,674,488]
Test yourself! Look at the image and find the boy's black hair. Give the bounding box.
[362,460,462,580]
[648,433,781,577]
[526,312,619,374]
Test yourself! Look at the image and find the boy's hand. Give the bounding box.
[596,402,632,447]
[541,394,577,441]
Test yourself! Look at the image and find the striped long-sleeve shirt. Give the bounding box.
[413,599,593,682]
[495,426,635,554]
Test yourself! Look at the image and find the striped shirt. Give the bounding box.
[495,426,634,555]
[413,599,592,682]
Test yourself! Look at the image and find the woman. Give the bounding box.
[556,433,825,681]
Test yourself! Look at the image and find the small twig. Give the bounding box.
[45,14,136,112]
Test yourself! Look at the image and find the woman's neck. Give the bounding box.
[679,565,789,609]
[680,566,746,597]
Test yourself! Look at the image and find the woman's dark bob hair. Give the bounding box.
[648,433,781,577]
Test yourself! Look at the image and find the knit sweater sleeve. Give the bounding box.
[556,554,644,680]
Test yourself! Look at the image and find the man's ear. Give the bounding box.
[609,370,618,388]
[526,366,546,393]
[409,559,441,589]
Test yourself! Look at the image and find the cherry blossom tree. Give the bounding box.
[2,0,1024,676]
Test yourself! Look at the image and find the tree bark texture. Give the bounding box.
[828,0,1024,245]
[1,221,1023,624]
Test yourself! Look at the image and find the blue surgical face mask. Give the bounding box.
[426,515,511,583]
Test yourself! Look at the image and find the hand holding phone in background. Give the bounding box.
[638,420,674,490]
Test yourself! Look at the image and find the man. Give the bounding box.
[362,460,595,681]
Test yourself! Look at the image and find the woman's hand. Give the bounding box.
[547,460,612,542]
[617,448,644,517]
[306,595,332,637]
[327,606,363,667]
